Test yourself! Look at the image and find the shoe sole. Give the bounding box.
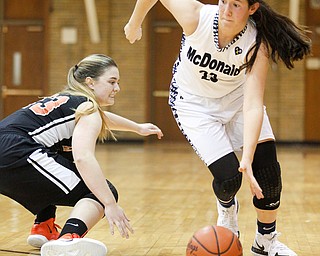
[27,234,48,248]
[40,238,107,256]
[251,246,268,256]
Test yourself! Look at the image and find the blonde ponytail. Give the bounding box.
[63,54,117,141]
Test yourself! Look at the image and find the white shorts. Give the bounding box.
[169,84,275,166]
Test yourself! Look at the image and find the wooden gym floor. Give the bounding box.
[0,141,319,255]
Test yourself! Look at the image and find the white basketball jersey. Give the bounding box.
[172,5,257,98]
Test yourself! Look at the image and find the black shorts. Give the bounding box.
[0,132,94,215]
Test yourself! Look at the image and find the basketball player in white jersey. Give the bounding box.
[0,54,163,256]
[124,0,311,255]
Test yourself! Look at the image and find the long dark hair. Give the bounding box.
[242,0,312,71]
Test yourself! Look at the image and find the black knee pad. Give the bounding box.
[212,172,243,202]
[209,152,242,202]
[252,141,282,210]
[106,179,119,202]
[83,179,118,208]
[208,152,240,180]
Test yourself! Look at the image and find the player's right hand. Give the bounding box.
[124,23,142,44]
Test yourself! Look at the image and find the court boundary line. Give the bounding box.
[0,248,40,255]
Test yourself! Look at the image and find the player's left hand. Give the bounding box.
[238,161,264,199]
[137,123,163,139]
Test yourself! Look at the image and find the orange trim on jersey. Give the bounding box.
[29,95,70,116]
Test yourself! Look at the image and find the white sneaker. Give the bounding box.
[41,233,107,256]
[251,231,297,256]
[216,197,240,237]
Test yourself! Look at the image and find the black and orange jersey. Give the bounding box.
[0,94,88,159]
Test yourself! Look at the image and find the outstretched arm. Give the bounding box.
[239,44,269,200]
[124,0,203,43]
[104,111,163,139]
[124,0,158,43]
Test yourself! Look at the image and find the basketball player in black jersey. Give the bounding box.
[0,54,163,256]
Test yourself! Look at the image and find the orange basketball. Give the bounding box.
[186,225,243,256]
